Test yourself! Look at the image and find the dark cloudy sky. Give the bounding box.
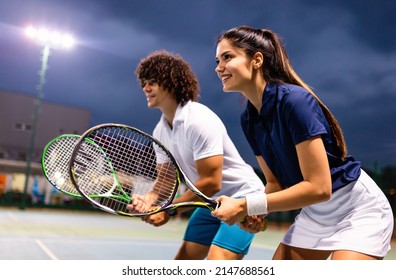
[0,0,395,170]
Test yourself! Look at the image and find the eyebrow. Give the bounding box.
[216,49,230,59]
[220,50,234,59]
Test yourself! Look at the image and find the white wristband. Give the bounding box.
[246,193,268,216]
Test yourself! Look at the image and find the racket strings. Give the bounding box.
[107,129,178,206]
[73,142,120,196]
[44,137,78,195]
[74,127,178,214]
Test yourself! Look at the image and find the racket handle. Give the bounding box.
[239,217,269,232]
[214,201,268,231]
[261,218,269,231]
[208,200,220,211]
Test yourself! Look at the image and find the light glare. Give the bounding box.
[61,34,75,49]
[50,32,62,45]
[25,25,75,49]
[25,26,37,38]
[37,28,50,43]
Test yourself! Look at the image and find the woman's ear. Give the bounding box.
[252,52,264,69]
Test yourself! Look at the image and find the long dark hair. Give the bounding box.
[217,26,347,159]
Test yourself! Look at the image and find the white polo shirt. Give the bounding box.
[153,101,264,199]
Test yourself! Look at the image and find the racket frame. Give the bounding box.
[41,134,82,197]
[69,123,219,217]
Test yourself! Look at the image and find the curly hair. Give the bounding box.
[135,50,200,105]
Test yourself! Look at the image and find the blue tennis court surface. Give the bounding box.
[0,207,277,260]
[1,207,394,260]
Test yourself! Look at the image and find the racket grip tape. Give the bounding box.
[239,217,269,232]
[215,201,268,232]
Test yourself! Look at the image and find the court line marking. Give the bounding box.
[7,211,18,222]
[35,239,58,260]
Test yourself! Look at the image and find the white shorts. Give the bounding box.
[282,169,394,257]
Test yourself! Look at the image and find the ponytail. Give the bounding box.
[217,26,347,159]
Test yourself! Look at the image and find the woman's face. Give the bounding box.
[215,39,255,93]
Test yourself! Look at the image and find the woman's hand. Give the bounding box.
[211,195,247,225]
[239,215,268,233]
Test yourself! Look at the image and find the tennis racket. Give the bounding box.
[42,134,83,197]
[42,134,120,200]
[68,123,219,217]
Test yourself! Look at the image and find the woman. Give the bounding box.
[211,26,393,260]
[132,50,265,260]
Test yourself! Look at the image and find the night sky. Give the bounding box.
[1,0,395,170]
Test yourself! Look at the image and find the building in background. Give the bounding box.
[0,90,91,207]
[0,90,90,163]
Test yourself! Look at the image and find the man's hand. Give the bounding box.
[127,192,158,213]
[141,211,170,227]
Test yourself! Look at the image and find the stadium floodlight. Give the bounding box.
[20,25,75,209]
[25,26,75,49]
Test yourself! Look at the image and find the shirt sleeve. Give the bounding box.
[187,111,224,161]
[281,89,328,145]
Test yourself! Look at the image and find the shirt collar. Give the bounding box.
[174,101,189,123]
[246,82,278,121]
[160,100,190,127]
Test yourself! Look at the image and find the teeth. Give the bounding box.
[221,74,230,81]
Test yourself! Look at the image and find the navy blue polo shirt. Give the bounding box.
[241,83,361,192]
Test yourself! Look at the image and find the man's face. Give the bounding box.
[141,79,173,109]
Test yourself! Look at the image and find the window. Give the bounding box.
[13,122,32,132]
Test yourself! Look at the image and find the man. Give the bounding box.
[132,50,265,260]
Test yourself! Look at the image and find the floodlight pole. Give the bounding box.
[20,45,51,210]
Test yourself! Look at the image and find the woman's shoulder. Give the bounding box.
[276,84,316,107]
[278,83,310,97]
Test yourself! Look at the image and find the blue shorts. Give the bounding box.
[184,208,255,254]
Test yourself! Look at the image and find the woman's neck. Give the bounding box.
[243,79,266,113]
